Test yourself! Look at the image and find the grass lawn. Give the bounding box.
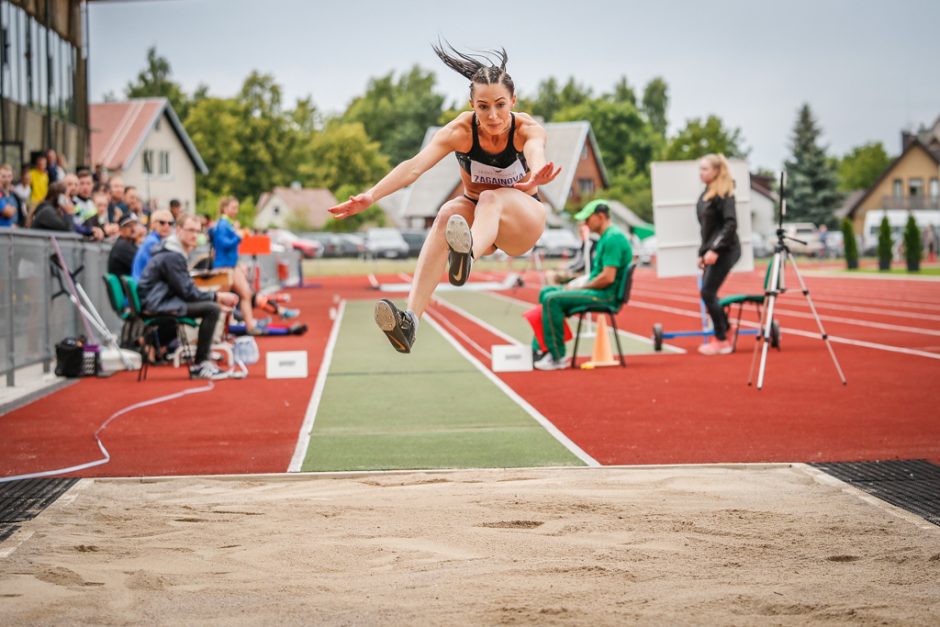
[842,266,940,276]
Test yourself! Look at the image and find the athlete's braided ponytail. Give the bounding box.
[432,40,515,97]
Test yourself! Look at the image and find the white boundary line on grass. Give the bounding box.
[433,295,524,346]
[485,290,687,354]
[424,312,600,467]
[288,299,346,472]
[630,300,940,361]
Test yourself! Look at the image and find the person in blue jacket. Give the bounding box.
[209,196,258,333]
[132,208,175,279]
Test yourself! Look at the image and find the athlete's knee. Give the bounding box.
[476,189,501,209]
[700,287,717,303]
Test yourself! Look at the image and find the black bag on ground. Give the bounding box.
[55,337,86,378]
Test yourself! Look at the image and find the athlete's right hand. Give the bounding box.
[328,192,374,220]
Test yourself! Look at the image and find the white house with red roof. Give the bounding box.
[89,98,208,213]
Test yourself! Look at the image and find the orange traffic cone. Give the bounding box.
[581,315,620,369]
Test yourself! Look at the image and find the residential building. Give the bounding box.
[254,185,338,230]
[839,117,940,233]
[90,98,207,213]
[399,121,609,229]
[750,173,779,239]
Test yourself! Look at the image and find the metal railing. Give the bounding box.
[881,195,940,210]
[1,229,302,386]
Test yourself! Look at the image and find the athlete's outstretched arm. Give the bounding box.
[513,121,561,193]
[329,125,460,220]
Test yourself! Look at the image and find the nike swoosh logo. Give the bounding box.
[453,258,464,283]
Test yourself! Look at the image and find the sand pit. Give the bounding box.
[1,464,939,625]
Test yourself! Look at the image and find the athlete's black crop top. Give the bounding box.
[455,113,529,184]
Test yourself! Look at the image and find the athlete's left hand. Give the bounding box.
[513,162,561,193]
[703,250,719,266]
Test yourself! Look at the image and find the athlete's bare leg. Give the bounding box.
[406,196,476,318]
[471,188,547,258]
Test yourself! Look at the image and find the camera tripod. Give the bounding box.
[747,173,847,390]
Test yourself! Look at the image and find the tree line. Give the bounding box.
[121,47,893,231]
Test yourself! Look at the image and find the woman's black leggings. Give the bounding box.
[700,246,741,341]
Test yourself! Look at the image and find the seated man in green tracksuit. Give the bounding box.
[533,200,633,370]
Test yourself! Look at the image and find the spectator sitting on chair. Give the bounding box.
[29,152,49,208]
[0,163,24,229]
[30,181,104,241]
[125,185,148,227]
[72,168,97,224]
[107,214,139,276]
[132,209,174,279]
[12,164,31,225]
[107,176,127,224]
[169,198,182,223]
[138,214,238,380]
[83,186,120,239]
[209,196,260,334]
[532,200,632,370]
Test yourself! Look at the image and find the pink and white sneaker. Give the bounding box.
[697,339,733,355]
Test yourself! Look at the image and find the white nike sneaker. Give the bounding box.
[445,214,473,286]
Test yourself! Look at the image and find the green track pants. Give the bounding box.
[531,286,615,360]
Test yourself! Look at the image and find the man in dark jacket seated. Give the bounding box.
[138,214,238,379]
[107,214,139,276]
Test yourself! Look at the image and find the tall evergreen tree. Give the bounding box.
[641,77,669,137]
[784,104,842,225]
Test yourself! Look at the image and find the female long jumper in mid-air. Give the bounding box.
[329,42,561,353]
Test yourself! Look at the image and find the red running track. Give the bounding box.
[425,265,940,466]
[1,270,937,477]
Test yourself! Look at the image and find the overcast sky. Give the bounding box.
[88,0,940,170]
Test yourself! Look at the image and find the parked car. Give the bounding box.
[302,232,344,258]
[365,228,409,259]
[336,233,366,258]
[781,222,823,256]
[535,228,581,258]
[821,230,844,258]
[268,229,323,259]
[400,229,427,257]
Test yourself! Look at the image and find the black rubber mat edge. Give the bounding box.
[811,460,940,526]
[0,478,80,542]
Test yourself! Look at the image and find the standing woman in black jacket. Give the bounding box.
[696,153,741,355]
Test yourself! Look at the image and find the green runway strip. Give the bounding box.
[301,300,583,471]
[437,291,661,356]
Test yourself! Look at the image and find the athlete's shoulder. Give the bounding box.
[514,112,546,136]
[433,112,472,144]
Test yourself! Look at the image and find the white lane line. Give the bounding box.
[434,295,523,346]
[397,272,413,283]
[487,290,686,353]
[634,285,940,318]
[630,300,940,360]
[288,299,346,472]
[424,313,600,468]
[631,289,940,337]
[428,306,492,360]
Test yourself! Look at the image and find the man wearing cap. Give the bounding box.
[533,200,632,370]
[107,213,140,276]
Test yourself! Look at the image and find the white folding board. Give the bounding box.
[651,160,755,278]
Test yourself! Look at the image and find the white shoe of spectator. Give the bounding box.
[189,360,226,380]
[533,353,569,371]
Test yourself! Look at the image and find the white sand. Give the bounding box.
[1,464,939,625]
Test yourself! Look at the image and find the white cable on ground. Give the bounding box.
[0,381,216,483]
